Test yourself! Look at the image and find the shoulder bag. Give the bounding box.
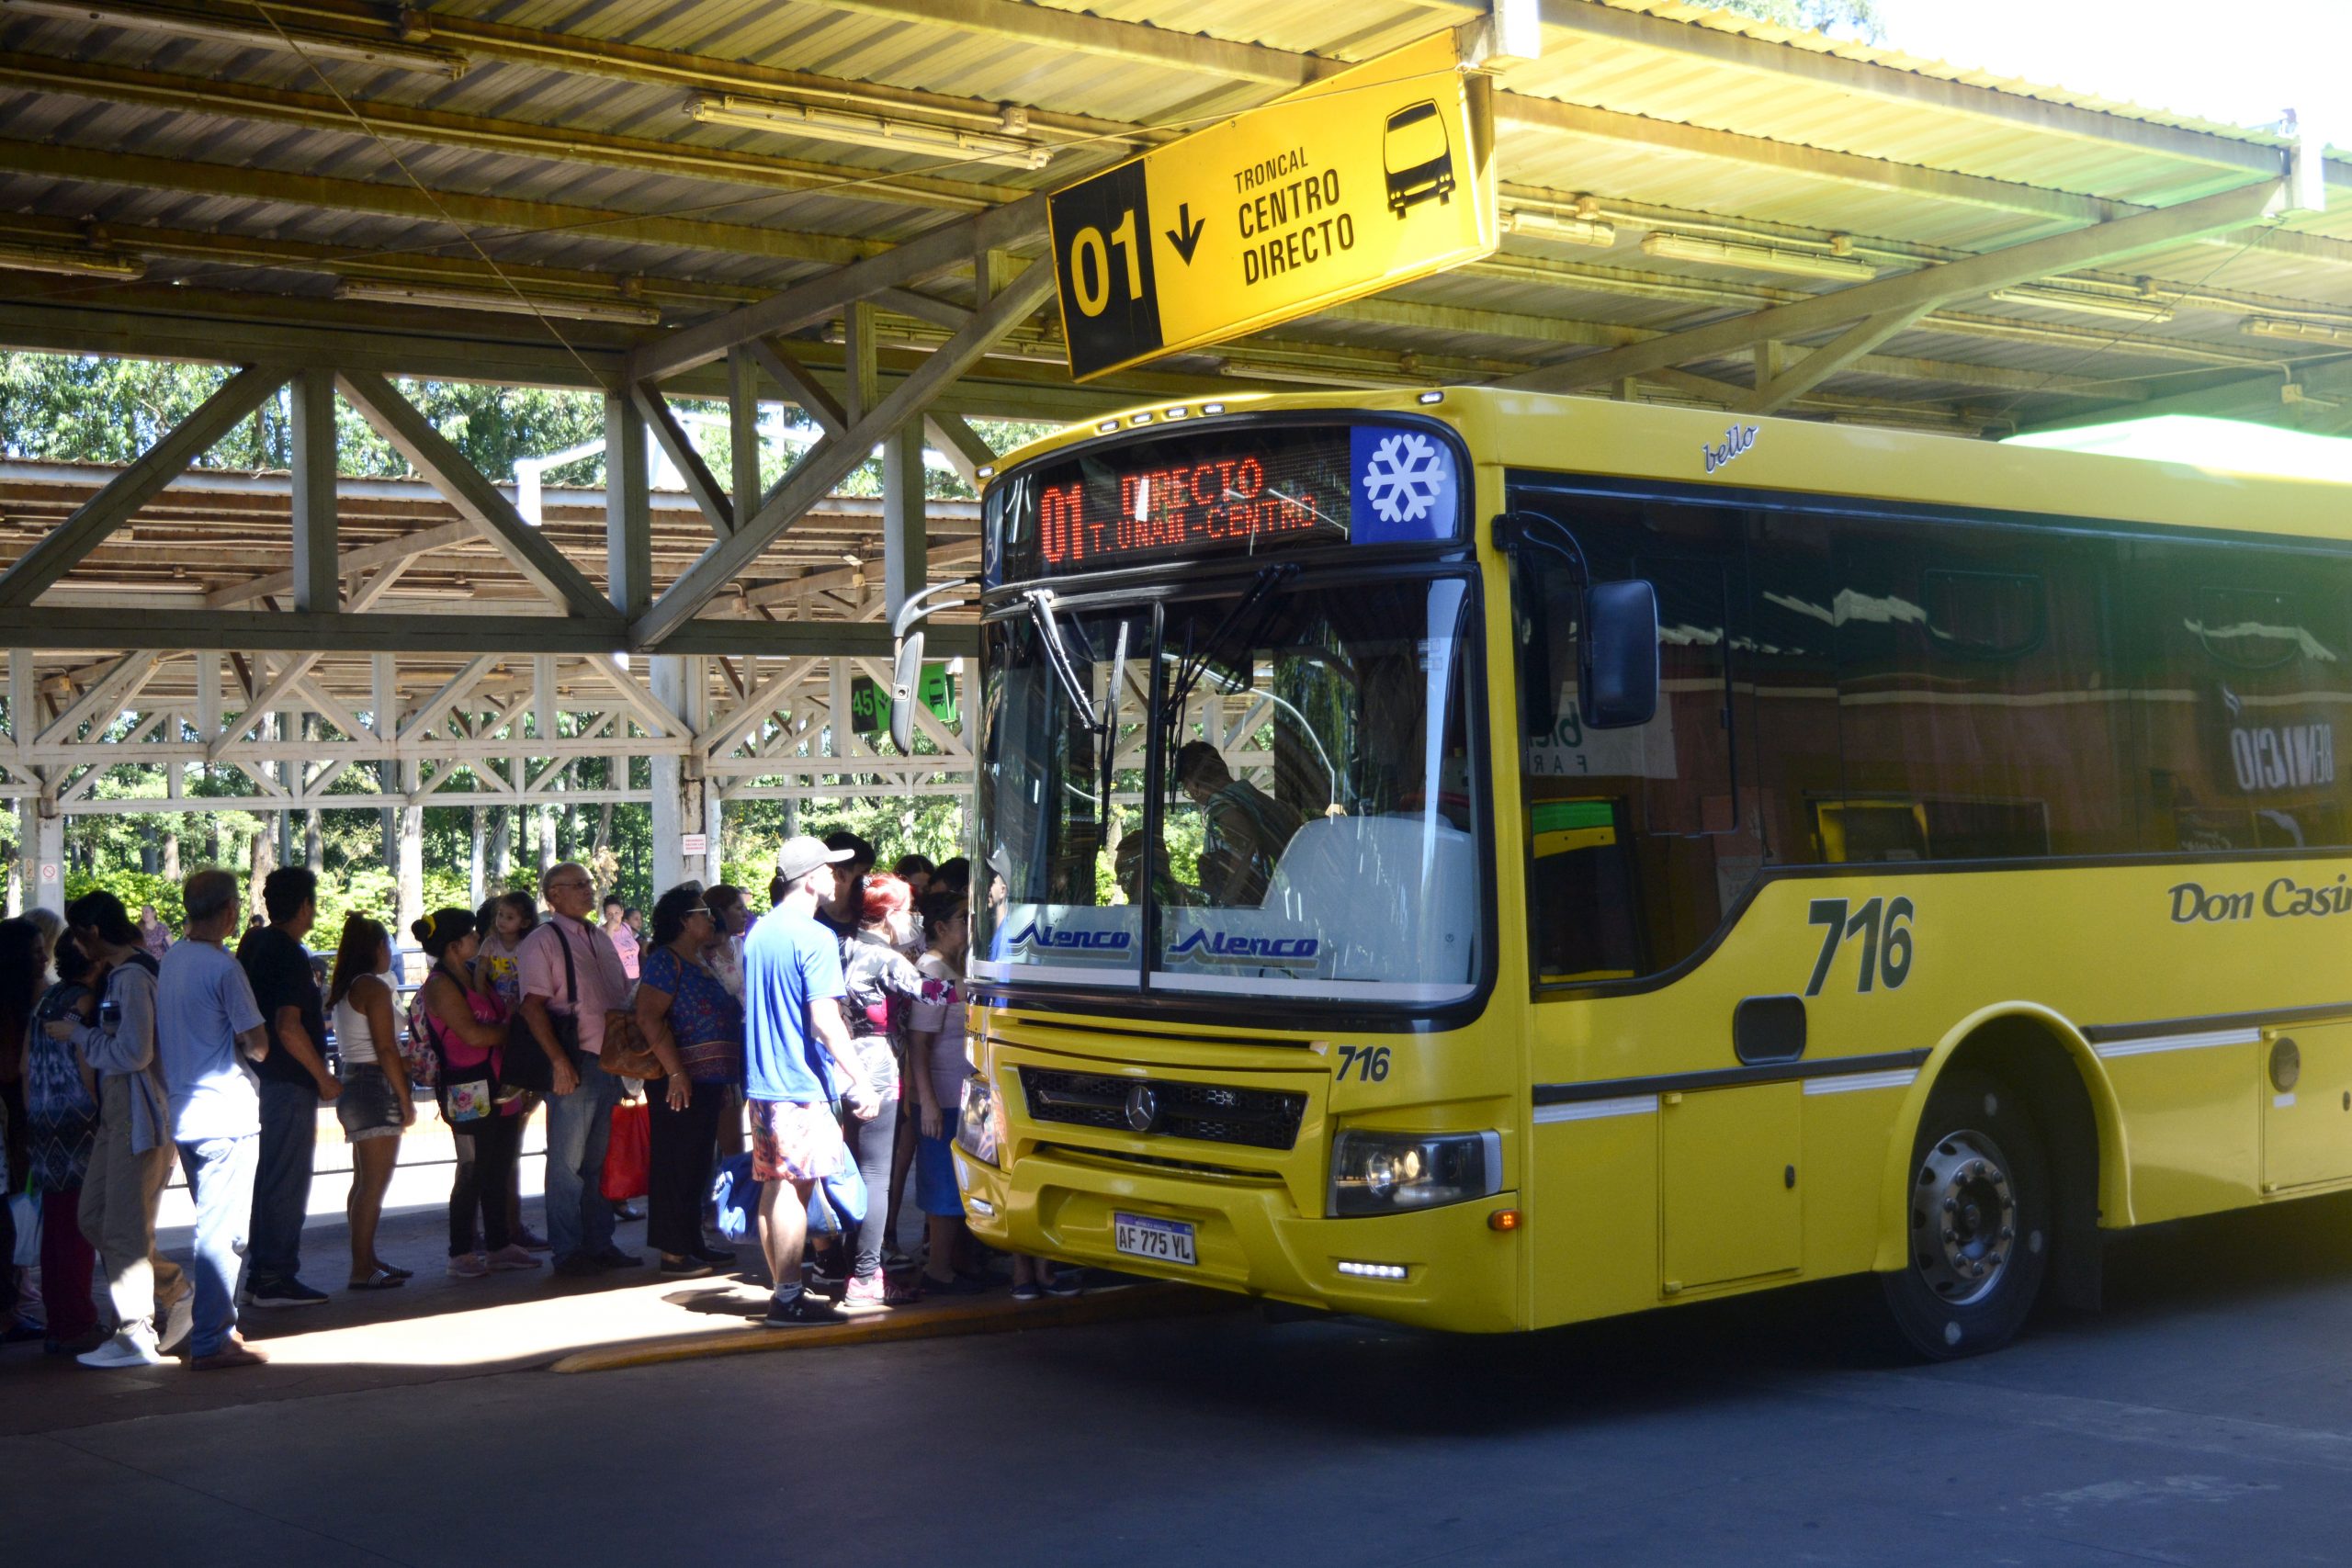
[498,929,569,1094]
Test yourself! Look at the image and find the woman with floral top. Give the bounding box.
[632,884,745,1280]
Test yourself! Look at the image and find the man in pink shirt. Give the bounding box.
[519,863,641,1277]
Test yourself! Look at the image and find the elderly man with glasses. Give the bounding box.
[517,862,643,1278]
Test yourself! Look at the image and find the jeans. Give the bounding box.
[450,1112,521,1257]
[177,1134,257,1358]
[249,1078,318,1284]
[647,1088,724,1258]
[543,1049,620,1263]
[78,1076,184,1334]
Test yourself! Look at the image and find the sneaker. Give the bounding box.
[514,1226,552,1253]
[1042,1269,1082,1298]
[840,1272,889,1313]
[446,1253,492,1280]
[659,1255,713,1280]
[246,1278,330,1308]
[485,1245,542,1271]
[761,1290,845,1328]
[594,1247,645,1271]
[192,1334,269,1371]
[801,1262,848,1300]
[158,1293,193,1355]
[78,1327,166,1369]
[1011,1280,1043,1303]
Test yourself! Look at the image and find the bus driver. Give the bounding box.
[1174,741,1304,907]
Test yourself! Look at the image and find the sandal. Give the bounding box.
[347,1266,406,1291]
[374,1262,414,1281]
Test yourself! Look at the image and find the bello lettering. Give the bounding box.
[1702,423,1758,475]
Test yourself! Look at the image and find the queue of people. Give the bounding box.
[0,832,1011,1368]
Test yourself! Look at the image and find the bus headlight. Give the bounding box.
[956,1075,1002,1168]
[1329,1130,1501,1217]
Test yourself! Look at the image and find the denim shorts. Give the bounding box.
[335,1063,405,1143]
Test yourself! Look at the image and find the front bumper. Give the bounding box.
[955,1141,1522,1332]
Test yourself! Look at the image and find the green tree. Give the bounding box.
[1711,0,1884,40]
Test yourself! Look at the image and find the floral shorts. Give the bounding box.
[749,1098,846,1183]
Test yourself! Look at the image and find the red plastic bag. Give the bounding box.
[601,1100,650,1201]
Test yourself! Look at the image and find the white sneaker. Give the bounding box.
[78,1327,166,1369]
[485,1245,542,1271]
[159,1294,193,1355]
[446,1252,490,1279]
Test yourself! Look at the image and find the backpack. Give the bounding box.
[400,994,441,1089]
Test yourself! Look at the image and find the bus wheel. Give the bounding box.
[1882,1069,2051,1359]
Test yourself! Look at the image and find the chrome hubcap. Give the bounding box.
[1909,1130,2016,1307]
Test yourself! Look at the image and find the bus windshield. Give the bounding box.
[973,572,1484,1009]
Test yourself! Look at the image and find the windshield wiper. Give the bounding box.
[1022,588,1099,731]
[1164,563,1296,730]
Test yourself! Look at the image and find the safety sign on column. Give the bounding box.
[1047,30,1498,382]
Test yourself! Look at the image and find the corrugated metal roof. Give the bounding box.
[0,0,2340,441]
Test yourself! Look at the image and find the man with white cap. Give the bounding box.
[743,835,883,1326]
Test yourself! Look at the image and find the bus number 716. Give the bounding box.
[1805,896,1915,996]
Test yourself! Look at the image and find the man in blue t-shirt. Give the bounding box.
[743,835,881,1327]
[155,867,271,1369]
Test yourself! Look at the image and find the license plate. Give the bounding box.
[1113,1212,1196,1267]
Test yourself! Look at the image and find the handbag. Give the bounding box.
[398,996,440,1090]
[600,1099,650,1201]
[500,926,582,1094]
[414,995,492,1126]
[597,996,663,1082]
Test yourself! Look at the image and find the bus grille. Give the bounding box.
[1018,1067,1306,1151]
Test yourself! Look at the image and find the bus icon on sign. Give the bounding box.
[1383,99,1454,215]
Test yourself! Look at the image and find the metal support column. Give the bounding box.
[650,655,711,894]
[882,420,927,628]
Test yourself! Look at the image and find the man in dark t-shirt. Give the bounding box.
[236,867,338,1307]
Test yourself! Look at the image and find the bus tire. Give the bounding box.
[1881,1068,2052,1360]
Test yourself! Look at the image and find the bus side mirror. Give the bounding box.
[888,628,926,757]
[1580,579,1659,729]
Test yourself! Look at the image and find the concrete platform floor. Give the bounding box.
[15,1174,2352,1562]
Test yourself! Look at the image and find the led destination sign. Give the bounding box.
[988,422,1460,583]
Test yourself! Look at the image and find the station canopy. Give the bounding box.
[4,0,2351,857]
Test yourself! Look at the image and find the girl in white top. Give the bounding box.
[327,915,412,1291]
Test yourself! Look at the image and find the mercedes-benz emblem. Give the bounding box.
[1124,1083,1160,1134]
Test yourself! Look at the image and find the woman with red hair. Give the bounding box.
[829,874,953,1312]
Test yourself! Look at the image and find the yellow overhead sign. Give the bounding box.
[1047,31,1497,381]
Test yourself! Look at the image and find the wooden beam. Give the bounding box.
[0,51,1012,215]
[628,194,1046,380]
[604,390,652,620]
[205,520,475,608]
[336,369,618,623]
[749,339,849,437]
[635,260,1057,646]
[1502,179,2288,395]
[632,381,732,538]
[0,365,283,607]
[1737,304,1935,415]
[924,412,998,490]
[288,369,338,613]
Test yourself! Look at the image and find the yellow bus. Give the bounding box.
[904,385,2352,1358]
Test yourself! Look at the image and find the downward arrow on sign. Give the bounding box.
[1166,203,1206,264]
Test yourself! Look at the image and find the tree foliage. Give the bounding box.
[1708,0,1885,41]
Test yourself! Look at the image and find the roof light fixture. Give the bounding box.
[1501,209,1616,247]
[332,279,661,325]
[1987,285,2175,323]
[685,95,1054,170]
[0,241,144,279]
[2242,316,2352,345]
[1641,232,1878,282]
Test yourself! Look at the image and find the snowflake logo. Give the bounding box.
[1361,431,1447,525]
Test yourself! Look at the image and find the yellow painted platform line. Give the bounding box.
[549,1282,1241,1373]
